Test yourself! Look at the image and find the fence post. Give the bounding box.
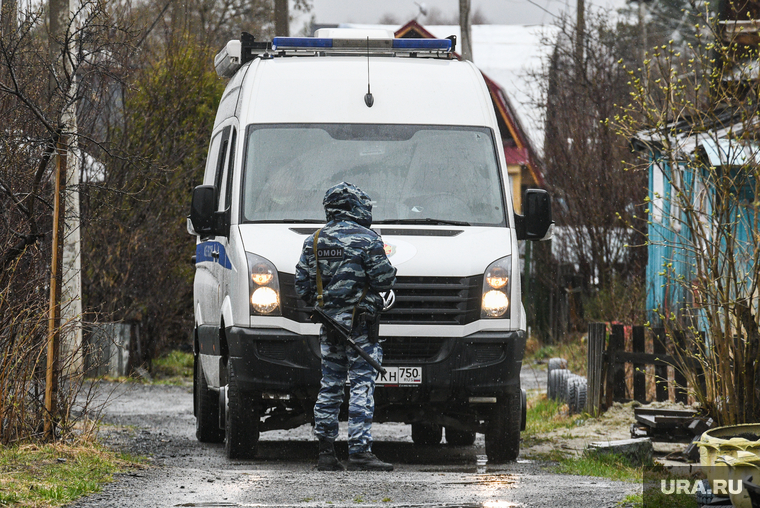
[632,326,647,403]
[587,322,606,416]
[609,324,627,402]
[653,328,669,402]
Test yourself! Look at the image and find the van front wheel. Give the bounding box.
[225,362,260,459]
[194,355,224,443]
[485,391,521,462]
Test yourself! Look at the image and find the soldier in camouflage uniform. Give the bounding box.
[295,182,396,472]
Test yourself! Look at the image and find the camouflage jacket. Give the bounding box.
[295,182,396,329]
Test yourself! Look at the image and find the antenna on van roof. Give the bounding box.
[364,37,374,108]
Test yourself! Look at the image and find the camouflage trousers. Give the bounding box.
[313,329,382,455]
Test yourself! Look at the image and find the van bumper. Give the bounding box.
[225,326,525,400]
[225,327,322,395]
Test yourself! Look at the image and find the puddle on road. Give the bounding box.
[441,473,519,487]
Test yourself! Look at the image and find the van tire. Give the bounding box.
[411,423,442,445]
[225,362,260,459]
[194,355,224,443]
[445,427,476,446]
[485,391,521,463]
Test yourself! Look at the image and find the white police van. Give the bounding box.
[188,28,552,462]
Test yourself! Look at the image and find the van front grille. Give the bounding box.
[381,275,484,325]
[278,274,487,326]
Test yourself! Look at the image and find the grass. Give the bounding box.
[151,350,194,385]
[100,349,194,386]
[523,393,585,445]
[0,442,142,507]
[523,389,701,508]
[555,452,642,482]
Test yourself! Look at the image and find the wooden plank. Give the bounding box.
[635,414,696,429]
[632,326,647,403]
[653,328,669,402]
[635,414,657,427]
[587,322,606,415]
[634,408,697,417]
[610,324,627,402]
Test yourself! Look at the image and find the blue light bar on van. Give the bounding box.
[273,37,333,49]
[392,38,452,50]
[271,37,452,53]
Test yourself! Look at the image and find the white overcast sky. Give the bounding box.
[292,0,629,29]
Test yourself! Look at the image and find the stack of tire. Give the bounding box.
[546,357,588,414]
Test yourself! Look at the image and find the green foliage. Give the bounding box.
[612,10,760,425]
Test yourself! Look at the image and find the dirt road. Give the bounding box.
[69,365,637,508]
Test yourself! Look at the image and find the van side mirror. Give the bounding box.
[515,189,553,241]
[190,185,229,237]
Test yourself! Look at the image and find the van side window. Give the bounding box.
[222,128,237,211]
[204,132,223,186]
[213,126,231,209]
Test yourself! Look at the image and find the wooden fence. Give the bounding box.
[586,323,705,415]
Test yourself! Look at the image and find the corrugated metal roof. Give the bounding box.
[633,110,760,166]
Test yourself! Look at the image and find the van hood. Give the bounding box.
[238,225,513,277]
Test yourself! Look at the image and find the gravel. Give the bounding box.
[68,365,638,508]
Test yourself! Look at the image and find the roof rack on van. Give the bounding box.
[215,29,454,78]
[271,36,452,54]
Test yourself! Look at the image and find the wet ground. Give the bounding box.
[68,364,637,508]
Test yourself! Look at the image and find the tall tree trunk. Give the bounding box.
[1,0,16,39]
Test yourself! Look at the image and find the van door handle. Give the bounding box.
[211,251,220,260]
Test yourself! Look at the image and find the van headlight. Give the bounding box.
[481,256,511,318]
[247,253,281,315]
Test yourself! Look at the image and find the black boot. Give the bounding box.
[317,438,344,471]
[347,452,393,471]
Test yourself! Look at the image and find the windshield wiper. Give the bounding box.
[376,218,471,226]
[248,219,324,224]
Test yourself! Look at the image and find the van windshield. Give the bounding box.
[241,124,506,226]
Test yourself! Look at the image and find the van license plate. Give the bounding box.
[375,367,422,386]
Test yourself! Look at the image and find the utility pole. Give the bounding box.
[459,0,473,62]
[274,0,289,36]
[45,0,82,440]
[576,0,585,74]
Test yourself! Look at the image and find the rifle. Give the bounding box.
[312,306,387,376]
